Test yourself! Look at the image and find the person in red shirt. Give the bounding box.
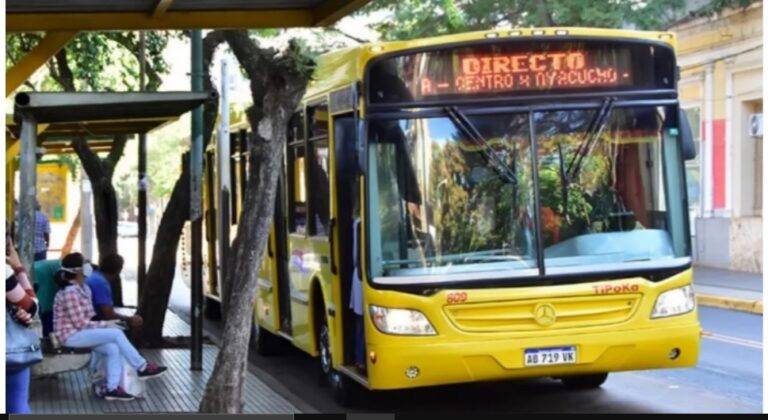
[53,252,167,401]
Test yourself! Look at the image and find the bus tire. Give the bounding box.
[317,311,333,384]
[560,373,609,390]
[204,297,222,320]
[251,319,280,357]
[316,312,363,406]
[329,369,362,407]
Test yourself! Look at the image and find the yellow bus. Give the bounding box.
[201,27,701,405]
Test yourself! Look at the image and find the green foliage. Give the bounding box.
[145,129,185,201]
[7,30,176,210]
[57,155,81,182]
[112,128,186,213]
[361,0,749,40]
[6,31,174,92]
[694,0,755,16]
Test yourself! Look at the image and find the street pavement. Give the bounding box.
[117,237,763,413]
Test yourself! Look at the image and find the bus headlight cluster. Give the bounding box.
[651,286,695,319]
[369,305,437,335]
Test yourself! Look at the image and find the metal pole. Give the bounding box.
[190,29,204,371]
[82,168,94,261]
[18,115,37,269]
[217,57,231,311]
[138,32,148,304]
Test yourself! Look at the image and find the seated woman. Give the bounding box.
[53,253,167,402]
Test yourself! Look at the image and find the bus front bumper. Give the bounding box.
[365,323,700,390]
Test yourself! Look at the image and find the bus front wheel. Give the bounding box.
[317,312,361,406]
[329,369,361,407]
[560,373,609,390]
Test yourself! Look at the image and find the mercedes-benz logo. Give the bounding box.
[534,303,557,327]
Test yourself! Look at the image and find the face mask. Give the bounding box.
[83,262,93,277]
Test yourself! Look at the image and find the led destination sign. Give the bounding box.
[421,52,629,95]
[367,40,675,104]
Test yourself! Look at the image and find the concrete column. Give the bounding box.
[703,64,715,216]
[18,115,37,269]
[724,64,734,215]
[81,167,93,261]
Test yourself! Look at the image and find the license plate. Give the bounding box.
[524,346,577,367]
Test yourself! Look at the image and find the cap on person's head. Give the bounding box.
[100,254,124,276]
[60,252,85,273]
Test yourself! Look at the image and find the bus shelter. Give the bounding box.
[6,0,371,372]
[10,92,214,268]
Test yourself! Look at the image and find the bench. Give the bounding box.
[32,335,92,379]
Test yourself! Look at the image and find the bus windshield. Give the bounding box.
[366,105,690,283]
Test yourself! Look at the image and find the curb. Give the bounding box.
[168,306,317,414]
[697,294,763,315]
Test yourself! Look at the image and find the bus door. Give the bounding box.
[332,115,359,368]
[273,175,292,333]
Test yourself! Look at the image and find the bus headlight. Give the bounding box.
[369,305,437,335]
[651,285,695,319]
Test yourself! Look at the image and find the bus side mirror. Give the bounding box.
[679,109,697,161]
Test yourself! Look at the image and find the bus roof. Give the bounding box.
[303,27,677,102]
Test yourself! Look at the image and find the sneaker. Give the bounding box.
[137,362,167,380]
[104,387,135,401]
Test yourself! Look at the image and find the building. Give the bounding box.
[672,1,763,273]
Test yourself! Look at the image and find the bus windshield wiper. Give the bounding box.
[559,97,616,219]
[565,97,616,181]
[445,106,518,185]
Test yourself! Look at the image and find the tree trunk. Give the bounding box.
[136,162,190,344]
[136,30,226,347]
[92,179,122,303]
[199,30,313,413]
[60,205,82,256]
[72,134,128,306]
[537,1,556,26]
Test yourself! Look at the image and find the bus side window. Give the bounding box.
[288,112,307,234]
[307,103,330,236]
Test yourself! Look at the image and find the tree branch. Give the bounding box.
[104,135,129,178]
[329,26,369,43]
[71,137,105,180]
[108,33,163,90]
[537,1,556,26]
[500,5,527,27]
[223,31,274,88]
[53,49,76,92]
[203,30,228,72]
[46,61,60,86]
[223,31,275,129]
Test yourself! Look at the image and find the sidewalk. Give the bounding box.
[29,309,303,414]
[693,266,763,315]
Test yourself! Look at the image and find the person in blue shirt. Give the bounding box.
[86,254,142,330]
[33,200,51,261]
